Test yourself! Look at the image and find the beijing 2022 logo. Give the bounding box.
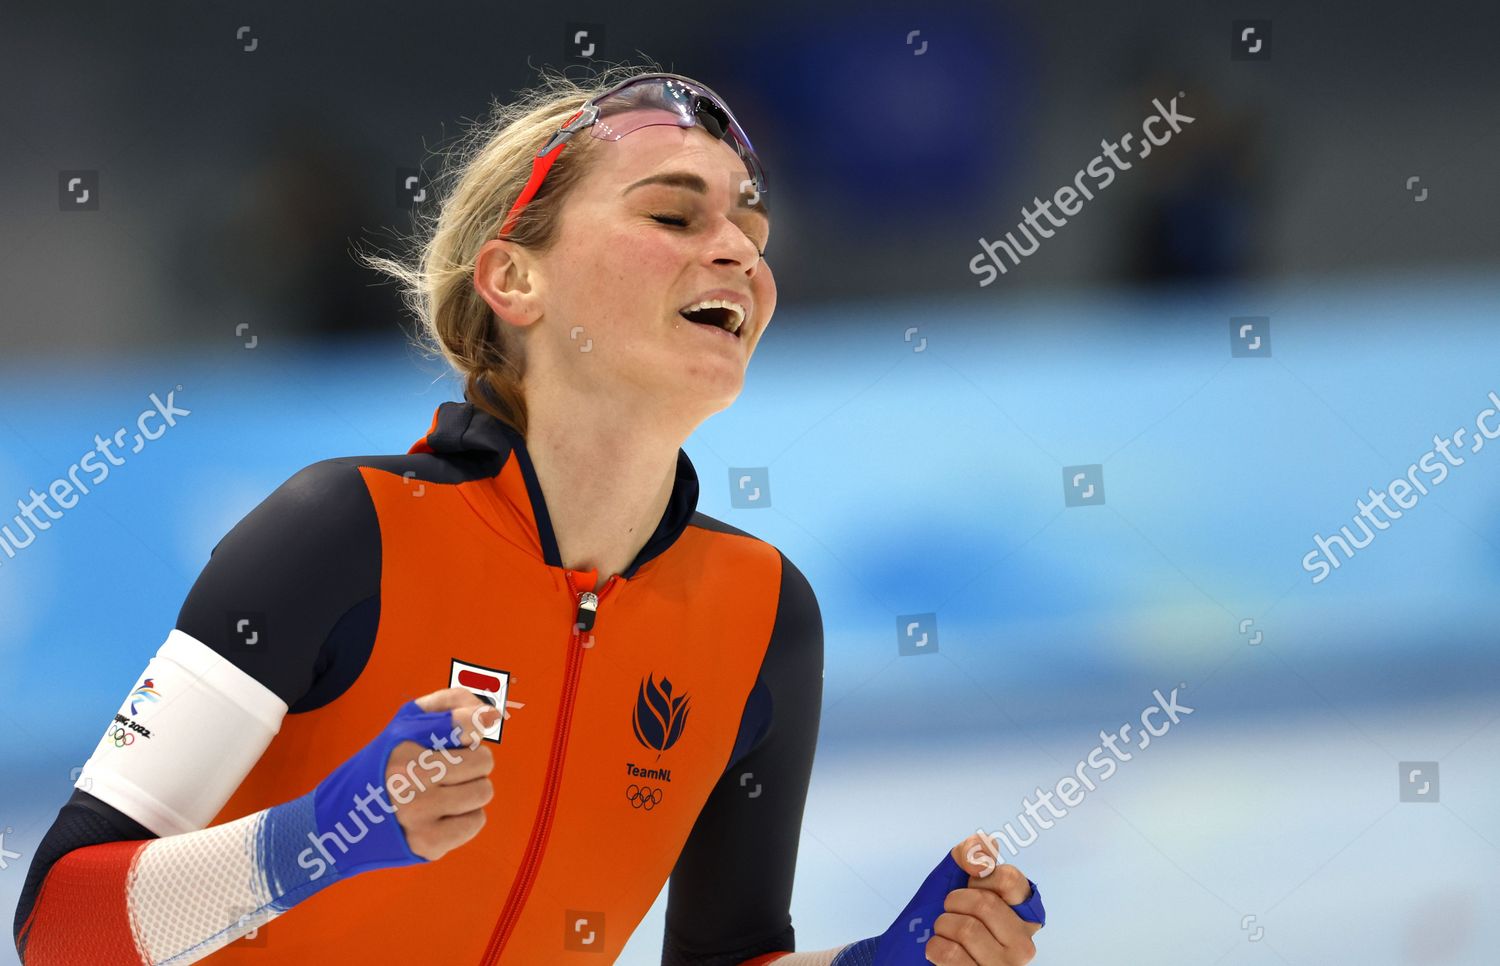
[129,677,161,715]
[632,674,690,756]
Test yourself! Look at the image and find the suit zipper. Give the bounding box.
[480,569,617,964]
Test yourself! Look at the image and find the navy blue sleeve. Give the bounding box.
[661,552,825,966]
[174,457,382,711]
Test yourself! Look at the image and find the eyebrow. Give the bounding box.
[623,170,770,220]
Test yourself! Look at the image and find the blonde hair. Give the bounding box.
[360,61,669,436]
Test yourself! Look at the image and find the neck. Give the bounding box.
[522,400,685,590]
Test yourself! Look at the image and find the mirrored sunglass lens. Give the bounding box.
[588,76,766,187]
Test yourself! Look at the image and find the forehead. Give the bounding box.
[583,123,769,220]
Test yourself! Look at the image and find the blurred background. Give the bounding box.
[2,1,1498,963]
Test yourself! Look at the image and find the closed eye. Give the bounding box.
[651,212,767,256]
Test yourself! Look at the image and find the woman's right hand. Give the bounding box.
[387,687,502,861]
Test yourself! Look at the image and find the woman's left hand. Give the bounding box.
[925,833,1044,965]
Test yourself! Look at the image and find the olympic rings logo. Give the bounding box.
[626,784,663,810]
[108,726,135,748]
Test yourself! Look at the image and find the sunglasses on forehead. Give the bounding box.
[497,72,768,238]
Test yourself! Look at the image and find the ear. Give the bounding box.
[473,238,543,331]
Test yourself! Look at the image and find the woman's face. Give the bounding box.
[498,120,777,424]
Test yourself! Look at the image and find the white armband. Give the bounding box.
[77,629,289,836]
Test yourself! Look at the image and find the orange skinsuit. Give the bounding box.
[14,401,824,965]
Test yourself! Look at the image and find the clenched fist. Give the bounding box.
[387,687,504,861]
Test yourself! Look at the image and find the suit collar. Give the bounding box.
[409,401,700,578]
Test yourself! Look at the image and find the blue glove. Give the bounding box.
[248,700,475,916]
[831,850,1045,965]
[307,699,470,877]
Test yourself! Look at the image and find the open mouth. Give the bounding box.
[679,299,746,338]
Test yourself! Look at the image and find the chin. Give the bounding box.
[677,362,745,408]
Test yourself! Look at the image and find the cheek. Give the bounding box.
[598,227,683,297]
[639,228,691,273]
[753,267,777,319]
[561,230,685,340]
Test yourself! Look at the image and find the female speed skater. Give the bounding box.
[13,64,1045,965]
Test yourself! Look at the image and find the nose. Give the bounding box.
[706,215,763,275]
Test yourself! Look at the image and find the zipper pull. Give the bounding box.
[574,591,599,633]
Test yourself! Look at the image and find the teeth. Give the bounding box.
[680,298,746,333]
